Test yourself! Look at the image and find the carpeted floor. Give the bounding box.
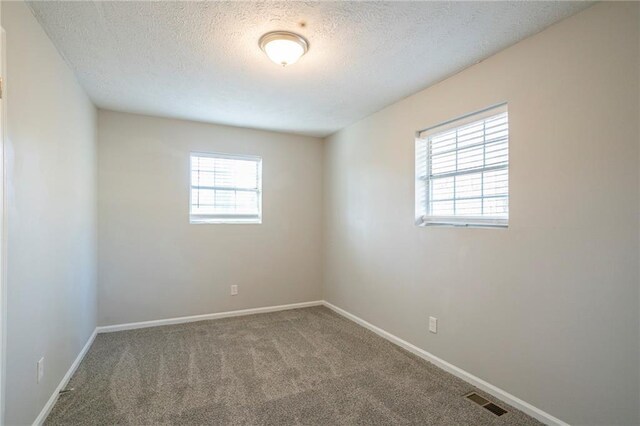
[45,306,542,425]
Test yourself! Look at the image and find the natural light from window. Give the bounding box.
[415,104,508,227]
[190,152,262,224]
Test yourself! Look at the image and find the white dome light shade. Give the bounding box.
[259,31,309,67]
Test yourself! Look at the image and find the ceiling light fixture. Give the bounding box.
[259,31,309,67]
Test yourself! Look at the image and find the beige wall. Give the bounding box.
[2,2,98,424]
[97,110,323,326]
[323,3,640,425]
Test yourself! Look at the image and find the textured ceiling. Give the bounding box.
[28,1,592,137]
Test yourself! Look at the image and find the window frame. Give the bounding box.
[189,151,263,225]
[415,103,509,228]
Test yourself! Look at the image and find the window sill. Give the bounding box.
[190,217,262,225]
[416,216,508,229]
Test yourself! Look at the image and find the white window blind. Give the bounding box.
[415,104,508,227]
[190,152,262,224]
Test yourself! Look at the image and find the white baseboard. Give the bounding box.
[322,301,568,426]
[96,300,324,333]
[32,328,97,426]
[33,301,565,426]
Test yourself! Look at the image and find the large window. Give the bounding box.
[190,152,262,224]
[415,104,508,227]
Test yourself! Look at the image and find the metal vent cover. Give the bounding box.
[484,402,508,416]
[464,392,508,417]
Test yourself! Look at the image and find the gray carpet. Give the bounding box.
[45,306,542,425]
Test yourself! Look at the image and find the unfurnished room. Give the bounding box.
[0,1,638,425]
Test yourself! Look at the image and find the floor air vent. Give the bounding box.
[464,392,508,417]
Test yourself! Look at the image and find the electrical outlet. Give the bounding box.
[37,357,45,383]
[230,285,238,296]
[429,317,437,334]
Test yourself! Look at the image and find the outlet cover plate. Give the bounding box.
[429,316,437,333]
[37,357,44,383]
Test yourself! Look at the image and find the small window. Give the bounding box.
[190,152,262,224]
[415,104,508,227]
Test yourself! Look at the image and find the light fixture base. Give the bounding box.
[259,31,309,66]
